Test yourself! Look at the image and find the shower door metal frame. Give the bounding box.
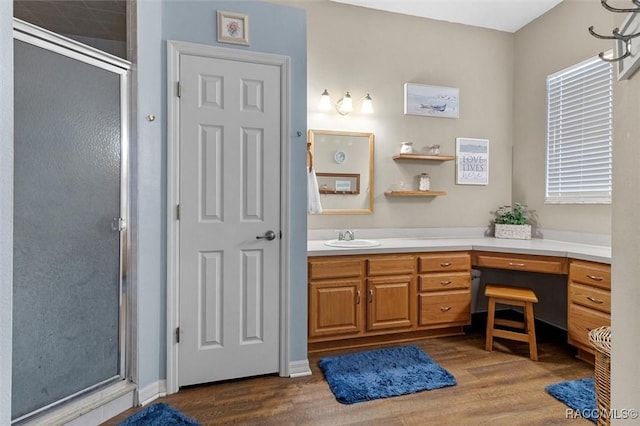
[12,18,134,423]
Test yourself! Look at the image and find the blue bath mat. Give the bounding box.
[319,345,457,404]
[545,377,597,423]
[117,402,201,426]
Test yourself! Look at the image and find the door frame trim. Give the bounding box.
[166,40,291,394]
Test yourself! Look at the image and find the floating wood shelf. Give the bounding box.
[384,190,447,197]
[392,154,455,161]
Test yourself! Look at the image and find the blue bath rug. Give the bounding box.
[117,402,201,426]
[319,345,457,404]
[545,377,597,423]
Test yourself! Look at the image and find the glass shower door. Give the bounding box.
[12,36,127,421]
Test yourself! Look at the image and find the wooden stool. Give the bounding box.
[485,284,539,361]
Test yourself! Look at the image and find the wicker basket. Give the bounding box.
[589,326,611,426]
[494,224,531,240]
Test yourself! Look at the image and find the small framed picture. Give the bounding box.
[217,11,249,45]
[404,83,459,118]
[456,137,489,185]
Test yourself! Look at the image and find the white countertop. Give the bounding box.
[307,236,611,264]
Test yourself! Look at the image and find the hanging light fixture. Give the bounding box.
[318,89,374,115]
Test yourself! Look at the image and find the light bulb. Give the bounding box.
[337,92,353,115]
[319,89,332,110]
[360,93,374,114]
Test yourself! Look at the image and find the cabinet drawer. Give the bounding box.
[568,303,610,351]
[569,261,611,290]
[569,282,611,314]
[309,257,363,280]
[419,272,470,292]
[367,255,415,276]
[419,291,471,326]
[474,252,567,274]
[418,252,470,273]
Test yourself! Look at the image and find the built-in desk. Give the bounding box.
[307,237,611,361]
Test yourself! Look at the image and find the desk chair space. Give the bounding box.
[485,284,539,361]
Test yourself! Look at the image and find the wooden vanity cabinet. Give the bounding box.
[567,259,611,361]
[308,257,365,339]
[366,255,415,332]
[417,252,472,328]
[308,254,416,342]
[308,251,472,351]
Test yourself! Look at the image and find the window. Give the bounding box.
[546,56,613,204]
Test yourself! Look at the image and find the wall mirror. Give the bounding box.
[308,129,374,214]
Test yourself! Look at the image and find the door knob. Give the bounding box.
[256,230,276,241]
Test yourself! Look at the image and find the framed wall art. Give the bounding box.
[456,137,489,185]
[217,11,249,45]
[404,83,459,118]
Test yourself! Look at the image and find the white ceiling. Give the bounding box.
[329,0,564,33]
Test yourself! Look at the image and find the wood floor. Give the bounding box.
[103,328,594,426]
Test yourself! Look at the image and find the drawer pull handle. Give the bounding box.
[587,275,604,281]
[356,290,361,305]
[440,280,452,286]
[440,306,452,312]
[440,262,452,267]
[368,289,373,303]
[587,296,604,304]
[508,262,526,267]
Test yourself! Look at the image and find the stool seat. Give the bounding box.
[485,284,538,361]
[484,284,538,303]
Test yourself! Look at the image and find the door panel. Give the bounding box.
[366,276,414,331]
[178,54,281,386]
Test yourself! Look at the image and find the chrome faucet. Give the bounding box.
[343,230,355,241]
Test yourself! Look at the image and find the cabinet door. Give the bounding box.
[366,275,414,331]
[309,279,363,338]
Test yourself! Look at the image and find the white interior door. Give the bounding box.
[177,53,281,386]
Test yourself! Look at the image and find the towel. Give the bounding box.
[308,167,323,214]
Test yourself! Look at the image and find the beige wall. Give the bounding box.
[298,0,515,230]
[513,0,613,235]
[283,0,617,236]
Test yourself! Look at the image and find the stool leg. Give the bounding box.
[485,297,496,352]
[525,302,538,361]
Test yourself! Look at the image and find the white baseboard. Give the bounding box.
[288,359,312,377]
[137,379,167,406]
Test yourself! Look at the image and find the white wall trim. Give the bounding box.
[288,359,312,378]
[166,40,292,393]
[136,380,167,407]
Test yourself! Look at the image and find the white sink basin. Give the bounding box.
[324,239,381,248]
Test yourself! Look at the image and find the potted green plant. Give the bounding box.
[493,203,531,240]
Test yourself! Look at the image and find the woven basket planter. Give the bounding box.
[589,326,611,426]
[494,224,531,240]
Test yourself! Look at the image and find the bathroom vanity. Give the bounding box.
[307,236,611,362]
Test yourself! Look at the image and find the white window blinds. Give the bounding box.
[546,57,613,204]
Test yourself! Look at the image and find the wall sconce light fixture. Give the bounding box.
[319,89,374,115]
